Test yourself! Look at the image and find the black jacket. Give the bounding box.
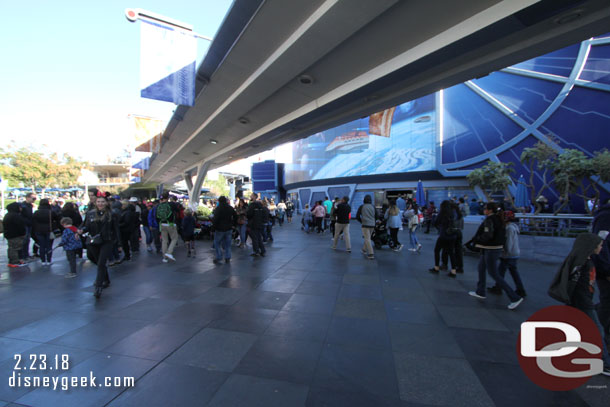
[474,214,505,249]
[335,202,351,224]
[247,201,268,229]
[3,202,26,239]
[181,215,196,237]
[592,203,610,277]
[119,206,137,234]
[32,206,60,235]
[20,201,33,227]
[61,208,83,228]
[435,210,459,240]
[213,203,237,232]
[83,210,120,243]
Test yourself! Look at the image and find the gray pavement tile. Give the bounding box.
[342,273,380,286]
[326,316,391,350]
[389,322,465,358]
[166,328,257,372]
[384,301,444,325]
[235,291,293,311]
[208,307,278,334]
[190,286,249,305]
[338,283,383,300]
[1,312,98,343]
[104,322,201,360]
[50,317,149,351]
[281,293,337,315]
[296,281,341,297]
[207,374,309,407]
[313,344,399,398]
[257,278,302,293]
[334,297,386,320]
[450,328,520,365]
[107,362,228,407]
[109,298,186,322]
[394,353,494,406]
[436,305,510,331]
[235,336,323,384]
[265,311,331,342]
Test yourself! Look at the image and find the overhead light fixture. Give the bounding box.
[210,140,218,144]
[238,117,250,125]
[298,74,314,85]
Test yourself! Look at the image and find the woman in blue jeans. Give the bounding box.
[32,199,60,266]
[468,203,524,310]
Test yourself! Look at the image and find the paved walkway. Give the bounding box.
[0,222,607,407]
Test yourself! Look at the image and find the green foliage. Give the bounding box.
[0,146,89,192]
[592,149,610,184]
[520,139,558,213]
[196,205,212,219]
[204,174,229,197]
[466,161,514,202]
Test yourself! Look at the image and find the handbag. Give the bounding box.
[86,233,103,246]
[548,265,579,304]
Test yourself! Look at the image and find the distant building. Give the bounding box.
[78,164,131,187]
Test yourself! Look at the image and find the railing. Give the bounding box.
[515,213,593,237]
[97,177,131,184]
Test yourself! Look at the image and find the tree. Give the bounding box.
[0,147,89,193]
[520,139,558,214]
[553,148,610,214]
[204,174,229,197]
[466,161,515,205]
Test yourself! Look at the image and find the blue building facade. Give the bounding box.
[283,34,610,212]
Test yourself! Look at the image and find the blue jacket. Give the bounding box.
[148,206,159,229]
[61,227,82,251]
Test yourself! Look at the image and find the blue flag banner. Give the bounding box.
[140,20,196,106]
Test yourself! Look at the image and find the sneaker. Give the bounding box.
[361,249,367,255]
[213,259,222,265]
[428,268,439,273]
[331,246,336,250]
[165,253,176,262]
[367,255,375,260]
[64,273,77,278]
[251,253,259,257]
[346,249,351,253]
[225,259,231,264]
[508,297,524,310]
[468,291,486,299]
[8,263,21,268]
[147,246,153,252]
[408,248,417,252]
[448,271,457,278]
[416,244,422,252]
[162,258,169,263]
[397,244,404,251]
[601,366,610,377]
[259,252,266,257]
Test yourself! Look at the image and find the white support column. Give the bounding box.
[183,172,194,194]
[188,161,210,210]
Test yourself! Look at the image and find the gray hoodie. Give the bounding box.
[503,222,520,258]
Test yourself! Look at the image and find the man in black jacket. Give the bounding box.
[331,196,352,252]
[247,193,267,257]
[19,192,36,259]
[213,196,237,264]
[4,202,27,267]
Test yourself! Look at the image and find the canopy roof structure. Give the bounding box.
[142,0,610,186]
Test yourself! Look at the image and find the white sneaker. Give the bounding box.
[165,253,176,261]
[147,246,153,252]
[508,297,524,310]
[468,291,486,299]
[162,258,169,263]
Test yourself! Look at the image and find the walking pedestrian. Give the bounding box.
[356,195,376,260]
[3,202,27,268]
[32,199,60,266]
[331,196,351,252]
[213,196,237,264]
[385,199,403,251]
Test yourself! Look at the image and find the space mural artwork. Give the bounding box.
[285,95,436,184]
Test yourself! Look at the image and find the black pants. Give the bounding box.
[389,228,400,248]
[442,230,463,271]
[151,227,162,252]
[87,241,113,288]
[249,228,265,254]
[130,226,140,252]
[120,232,131,260]
[435,238,456,269]
[330,220,336,236]
[65,250,77,274]
[315,217,323,233]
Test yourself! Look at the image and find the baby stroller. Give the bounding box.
[371,219,393,249]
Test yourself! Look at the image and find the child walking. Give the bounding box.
[182,209,196,257]
[60,217,82,278]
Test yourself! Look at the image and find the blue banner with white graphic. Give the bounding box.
[140,20,196,106]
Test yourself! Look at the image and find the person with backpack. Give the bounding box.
[212,196,237,264]
[157,193,178,262]
[468,202,524,310]
[356,194,376,260]
[32,198,60,266]
[60,217,82,278]
[429,200,458,277]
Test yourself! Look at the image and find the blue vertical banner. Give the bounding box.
[140,20,196,106]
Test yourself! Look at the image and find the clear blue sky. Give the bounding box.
[0,0,233,162]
